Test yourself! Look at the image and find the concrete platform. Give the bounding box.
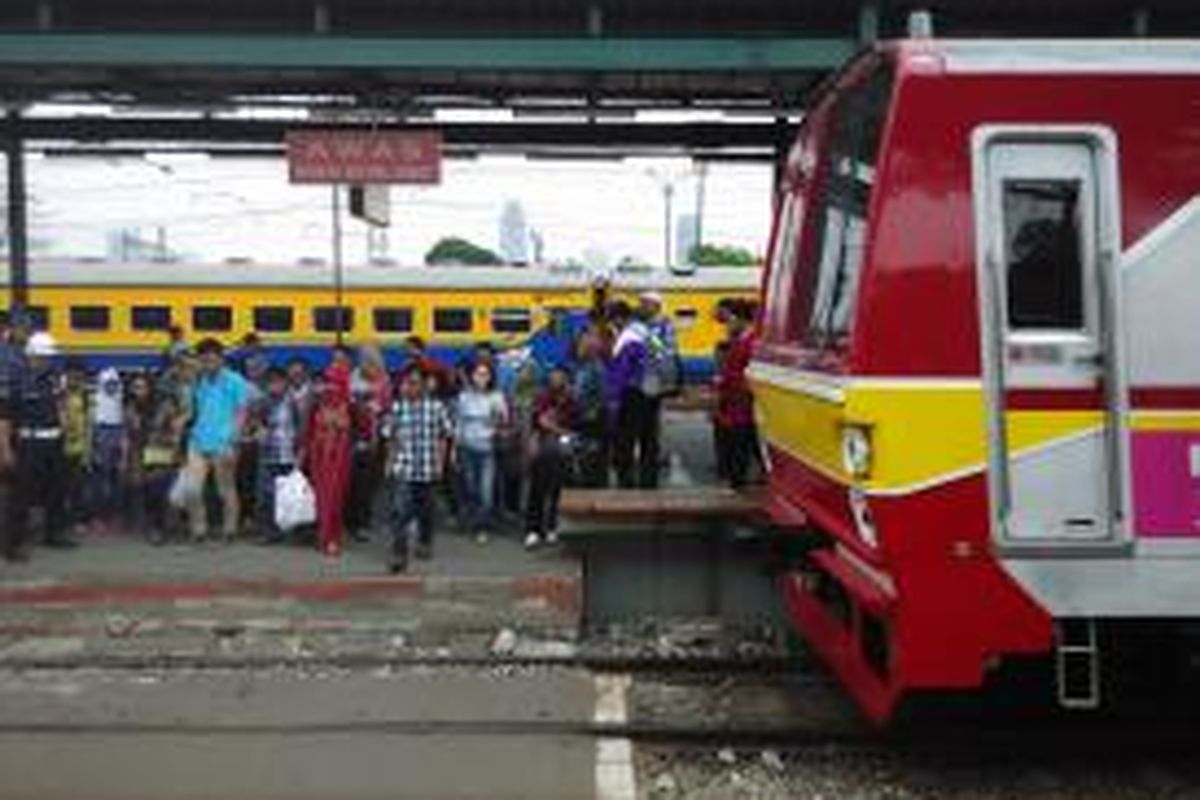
[0,667,601,800]
[0,524,575,584]
[0,530,582,654]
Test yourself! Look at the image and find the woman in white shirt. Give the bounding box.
[455,361,509,543]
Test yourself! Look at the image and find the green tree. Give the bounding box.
[688,243,759,267]
[425,237,501,266]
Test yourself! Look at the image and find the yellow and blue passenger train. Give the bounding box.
[0,261,760,379]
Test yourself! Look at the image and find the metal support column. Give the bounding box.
[693,162,707,262]
[5,117,29,316]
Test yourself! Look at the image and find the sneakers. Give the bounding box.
[389,554,408,574]
[545,530,560,545]
[475,531,489,545]
[524,531,541,549]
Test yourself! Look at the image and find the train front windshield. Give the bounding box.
[787,62,892,350]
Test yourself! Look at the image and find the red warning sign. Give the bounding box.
[286,129,442,184]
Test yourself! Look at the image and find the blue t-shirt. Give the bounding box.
[189,367,251,456]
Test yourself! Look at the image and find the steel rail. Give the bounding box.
[0,651,815,674]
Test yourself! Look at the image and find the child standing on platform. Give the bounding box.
[89,366,125,531]
[254,367,304,545]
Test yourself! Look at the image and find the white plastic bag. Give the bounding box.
[274,469,317,531]
[168,469,197,510]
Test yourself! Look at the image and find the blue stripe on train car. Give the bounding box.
[64,343,715,383]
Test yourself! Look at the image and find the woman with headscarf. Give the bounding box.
[345,343,393,541]
[306,361,354,557]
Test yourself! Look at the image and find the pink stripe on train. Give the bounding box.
[1131,431,1200,537]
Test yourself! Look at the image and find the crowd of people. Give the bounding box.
[0,288,759,574]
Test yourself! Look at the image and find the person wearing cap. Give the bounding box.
[5,331,77,560]
[635,290,680,488]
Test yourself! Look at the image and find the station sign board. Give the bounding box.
[286,129,441,185]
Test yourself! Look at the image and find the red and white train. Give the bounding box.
[750,39,1200,723]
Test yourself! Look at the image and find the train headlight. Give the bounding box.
[848,487,879,548]
[841,424,873,479]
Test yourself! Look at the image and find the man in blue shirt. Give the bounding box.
[183,338,251,542]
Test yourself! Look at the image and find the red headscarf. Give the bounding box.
[321,361,352,404]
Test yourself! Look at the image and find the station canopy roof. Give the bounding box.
[0,0,1196,158]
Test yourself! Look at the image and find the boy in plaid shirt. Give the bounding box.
[385,365,452,573]
[251,367,303,544]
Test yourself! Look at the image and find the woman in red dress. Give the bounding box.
[306,362,353,557]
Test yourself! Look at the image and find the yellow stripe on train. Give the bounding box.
[749,366,1108,495]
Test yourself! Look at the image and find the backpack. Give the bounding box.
[640,321,681,398]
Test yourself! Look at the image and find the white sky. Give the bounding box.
[17,153,775,266]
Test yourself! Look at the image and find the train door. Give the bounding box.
[972,128,1128,549]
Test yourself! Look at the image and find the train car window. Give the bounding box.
[1002,179,1084,330]
[70,305,110,332]
[26,306,50,331]
[801,63,893,344]
[254,306,294,333]
[131,305,172,331]
[491,307,531,334]
[193,306,232,332]
[313,306,354,333]
[434,307,473,333]
[374,307,414,333]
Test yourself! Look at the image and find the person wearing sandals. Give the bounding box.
[455,360,508,544]
[524,365,574,549]
[182,338,251,543]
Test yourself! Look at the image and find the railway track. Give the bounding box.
[0,650,816,674]
[0,654,1194,761]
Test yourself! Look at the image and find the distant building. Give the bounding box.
[107,228,175,262]
[498,199,530,264]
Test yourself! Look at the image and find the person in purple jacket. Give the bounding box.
[605,301,657,488]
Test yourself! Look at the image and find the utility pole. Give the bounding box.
[331,185,345,346]
[662,182,674,270]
